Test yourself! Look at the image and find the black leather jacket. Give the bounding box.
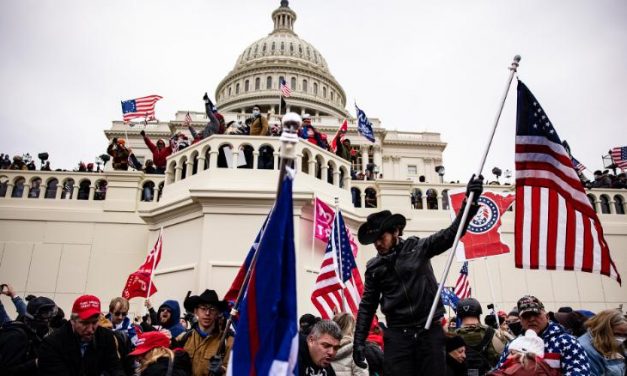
[354,202,479,346]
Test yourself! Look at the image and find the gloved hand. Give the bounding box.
[203,92,214,107]
[466,174,484,204]
[140,130,146,137]
[208,355,224,376]
[353,343,367,369]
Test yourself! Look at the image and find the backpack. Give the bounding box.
[465,326,495,376]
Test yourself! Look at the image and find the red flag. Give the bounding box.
[450,190,515,260]
[122,230,163,300]
[330,119,348,153]
[314,198,360,257]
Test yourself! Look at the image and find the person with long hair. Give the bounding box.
[331,313,369,376]
[578,309,627,376]
[130,331,191,376]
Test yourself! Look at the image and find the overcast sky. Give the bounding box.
[1,0,625,182]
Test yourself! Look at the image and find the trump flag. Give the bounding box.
[227,175,298,375]
[449,190,515,261]
[122,230,163,300]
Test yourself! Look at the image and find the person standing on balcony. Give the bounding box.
[140,130,171,174]
[300,114,325,148]
[249,105,269,136]
[352,176,484,376]
[107,138,130,171]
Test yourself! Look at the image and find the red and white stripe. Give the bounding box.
[280,81,292,98]
[515,135,621,282]
[184,112,192,127]
[611,146,627,169]
[311,236,362,319]
[123,95,163,122]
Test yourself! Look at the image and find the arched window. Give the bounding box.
[244,80,249,92]
[615,195,625,215]
[411,189,423,209]
[255,77,260,90]
[235,83,240,94]
[142,181,155,202]
[302,79,308,93]
[94,180,107,200]
[61,179,75,199]
[0,176,7,197]
[258,145,275,170]
[365,188,377,208]
[266,76,272,89]
[587,194,596,212]
[28,178,42,198]
[323,86,327,98]
[331,91,335,101]
[442,190,450,210]
[290,43,294,53]
[426,189,438,210]
[313,83,318,95]
[228,87,232,96]
[281,42,285,52]
[45,178,58,199]
[291,77,296,90]
[77,180,91,200]
[262,43,267,53]
[351,187,362,208]
[600,195,611,214]
[271,42,275,52]
[157,182,164,202]
[11,177,25,198]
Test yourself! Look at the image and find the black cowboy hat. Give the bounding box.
[183,289,228,313]
[357,210,406,245]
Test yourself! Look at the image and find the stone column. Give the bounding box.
[22,184,30,199]
[89,186,96,200]
[198,155,206,171]
[175,166,183,181]
[55,184,62,199]
[373,145,383,174]
[274,152,280,170]
[361,191,366,208]
[186,160,194,177]
[609,199,616,214]
[308,159,316,176]
[320,165,328,182]
[38,184,46,199]
[333,170,340,186]
[72,185,79,200]
[231,150,239,169]
[361,146,369,172]
[210,150,219,169]
[253,151,260,169]
[6,183,14,198]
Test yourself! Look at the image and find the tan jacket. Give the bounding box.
[178,329,233,376]
[331,335,369,376]
[250,116,269,136]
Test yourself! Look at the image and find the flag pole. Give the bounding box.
[145,227,162,315]
[214,112,301,360]
[334,197,346,312]
[483,256,500,321]
[425,55,520,329]
[311,197,317,266]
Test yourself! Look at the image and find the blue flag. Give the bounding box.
[227,176,298,375]
[440,286,460,310]
[355,104,375,143]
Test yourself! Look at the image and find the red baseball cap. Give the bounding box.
[72,295,101,320]
[129,331,171,356]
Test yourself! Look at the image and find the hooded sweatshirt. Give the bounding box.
[158,300,185,338]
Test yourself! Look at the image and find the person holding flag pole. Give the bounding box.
[424,55,522,332]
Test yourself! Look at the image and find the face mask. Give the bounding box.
[508,321,523,336]
[252,110,260,117]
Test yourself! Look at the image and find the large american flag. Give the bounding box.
[611,146,627,170]
[279,78,292,97]
[454,262,471,299]
[514,80,621,283]
[121,95,162,122]
[183,112,192,127]
[311,209,362,319]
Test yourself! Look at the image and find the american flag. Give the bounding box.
[311,209,362,319]
[453,262,471,299]
[611,146,627,170]
[279,78,292,98]
[570,156,586,174]
[184,112,192,127]
[121,95,162,122]
[515,80,621,283]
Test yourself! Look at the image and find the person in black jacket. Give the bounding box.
[0,296,57,376]
[352,176,483,376]
[37,295,125,376]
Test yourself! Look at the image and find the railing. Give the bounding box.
[0,170,165,204]
[163,134,352,189]
[350,179,627,215]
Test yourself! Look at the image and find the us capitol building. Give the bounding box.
[0,1,625,318]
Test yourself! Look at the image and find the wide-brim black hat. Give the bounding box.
[357,210,406,245]
[184,289,228,313]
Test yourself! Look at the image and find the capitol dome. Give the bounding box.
[215,1,348,118]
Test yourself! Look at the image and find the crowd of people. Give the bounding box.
[1,281,625,376]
